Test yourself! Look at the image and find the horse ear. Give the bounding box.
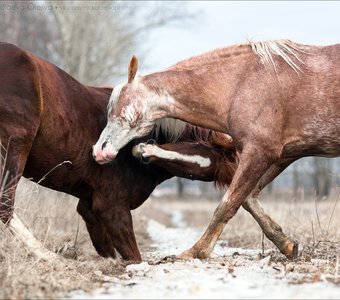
[128,55,138,83]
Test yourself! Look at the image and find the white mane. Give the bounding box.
[154,118,187,142]
[107,74,139,115]
[250,40,306,73]
[107,82,126,115]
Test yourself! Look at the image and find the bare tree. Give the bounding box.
[1,1,194,85]
[0,1,61,63]
[49,0,194,85]
[176,178,184,198]
[312,157,332,199]
[292,163,302,197]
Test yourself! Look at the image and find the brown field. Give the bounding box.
[0,179,339,299]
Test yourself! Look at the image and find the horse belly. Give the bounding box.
[282,134,340,158]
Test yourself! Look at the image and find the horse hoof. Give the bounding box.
[132,143,146,157]
[283,239,299,260]
[177,247,209,260]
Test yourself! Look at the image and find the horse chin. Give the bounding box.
[93,149,117,164]
[96,152,117,164]
[96,158,112,165]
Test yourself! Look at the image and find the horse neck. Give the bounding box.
[142,53,251,133]
[72,85,112,136]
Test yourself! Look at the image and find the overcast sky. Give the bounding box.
[144,1,340,72]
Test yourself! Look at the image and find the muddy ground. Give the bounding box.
[0,179,339,299]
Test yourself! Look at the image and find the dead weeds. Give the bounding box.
[1,182,340,298]
[0,179,147,299]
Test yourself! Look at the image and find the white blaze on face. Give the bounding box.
[142,144,211,168]
[97,117,134,150]
[122,103,137,124]
[95,79,178,158]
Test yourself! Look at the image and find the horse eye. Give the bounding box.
[129,112,140,128]
[130,117,138,128]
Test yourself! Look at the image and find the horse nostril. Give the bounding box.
[92,153,96,160]
[102,141,108,150]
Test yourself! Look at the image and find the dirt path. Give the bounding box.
[68,207,340,299]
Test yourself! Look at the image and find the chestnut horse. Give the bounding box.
[94,39,340,260]
[0,42,295,262]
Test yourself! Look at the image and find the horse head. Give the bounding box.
[93,56,168,164]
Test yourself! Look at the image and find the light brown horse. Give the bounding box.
[93,39,340,260]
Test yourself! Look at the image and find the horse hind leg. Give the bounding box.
[8,213,57,260]
[242,158,298,259]
[243,197,298,260]
[134,141,298,259]
[0,139,57,261]
[0,142,16,224]
[177,145,277,260]
[0,141,28,224]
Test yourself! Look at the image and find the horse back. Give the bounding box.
[25,53,111,189]
[0,43,43,139]
[0,42,111,193]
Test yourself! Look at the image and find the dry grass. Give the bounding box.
[146,190,340,259]
[142,189,340,284]
[0,177,339,298]
[0,179,144,299]
[144,190,339,244]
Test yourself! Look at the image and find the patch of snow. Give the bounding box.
[170,210,187,228]
[69,218,340,299]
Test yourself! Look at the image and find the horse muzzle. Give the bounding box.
[92,142,118,164]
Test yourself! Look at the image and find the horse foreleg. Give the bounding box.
[92,192,142,262]
[104,208,141,262]
[133,142,216,181]
[177,146,275,260]
[77,198,116,259]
